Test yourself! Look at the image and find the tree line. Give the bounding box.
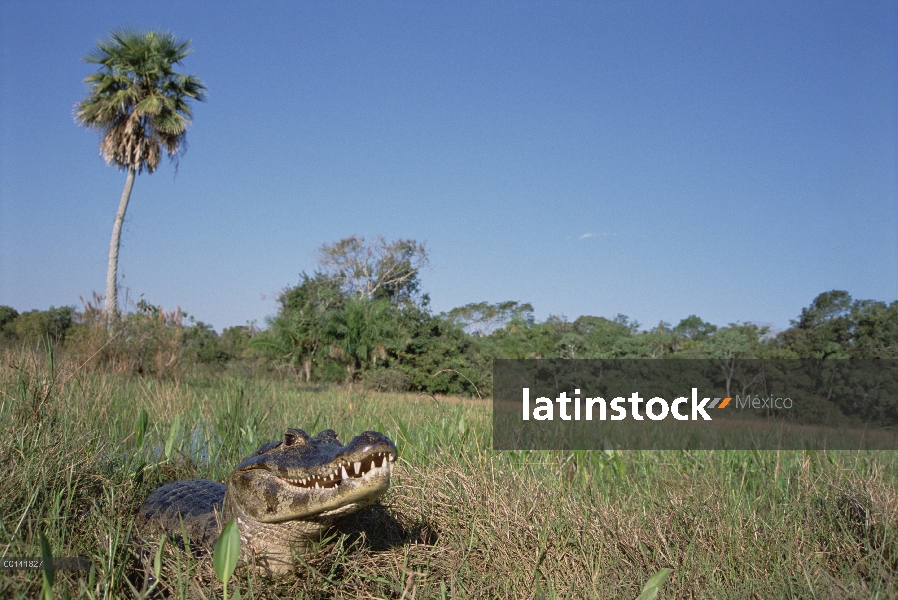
[3,237,896,396]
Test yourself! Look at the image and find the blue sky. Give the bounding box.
[1,1,896,333]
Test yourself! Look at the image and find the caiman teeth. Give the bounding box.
[281,452,395,489]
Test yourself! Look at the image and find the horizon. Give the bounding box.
[2,2,896,334]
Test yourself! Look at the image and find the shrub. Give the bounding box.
[2,306,74,346]
[361,368,410,392]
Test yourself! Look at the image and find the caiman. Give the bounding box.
[137,428,397,574]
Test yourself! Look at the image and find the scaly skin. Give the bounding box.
[137,428,397,574]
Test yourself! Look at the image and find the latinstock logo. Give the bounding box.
[493,359,897,451]
[521,388,732,422]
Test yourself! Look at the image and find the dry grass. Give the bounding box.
[0,349,896,599]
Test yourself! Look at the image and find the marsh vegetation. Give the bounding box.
[1,345,895,598]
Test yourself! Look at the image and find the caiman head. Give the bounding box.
[225,428,397,524]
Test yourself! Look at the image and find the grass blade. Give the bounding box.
[635,568,672,600]
[213,519,241,600]
[39,530,54,600]
[165,413,181,459]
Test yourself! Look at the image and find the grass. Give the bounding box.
[0,347,896,599]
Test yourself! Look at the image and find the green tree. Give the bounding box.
[325,297,399,378]
[219,324,256,361]
[674,315,717,341]
[253,273,345,381]
[0,306,18,329]
[779,291,898,358]
[317,236,429,306]
[181,321,228,366]
[74,29,206,324]
[481,319,559,359]
[5,307,74,346]
[796,290,853,329]
[0,306,19,344]
[574,315,635,358]
[851,300,898,358]
[392,309,488,395]
[443,301,534,337]
[705,323,770,397]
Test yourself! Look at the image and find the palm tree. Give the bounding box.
[75,29,206,325]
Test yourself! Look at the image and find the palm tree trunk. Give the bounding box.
[105,167,136,327]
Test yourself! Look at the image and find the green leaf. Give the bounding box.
[153,535,165,580]
[39,530,54,599]
[613,454,627,477]
[164,414,181,459]
[135,93,162,115]
[131,461,146,485]
[635,568,672,600]
[213,519,241,587]
[134,408,148,447]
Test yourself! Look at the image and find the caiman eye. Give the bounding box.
[319,429,339,442]
[284,428,308,447]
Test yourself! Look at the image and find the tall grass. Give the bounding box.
[0,347,895,598]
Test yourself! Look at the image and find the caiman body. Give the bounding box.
[137,428,396,574]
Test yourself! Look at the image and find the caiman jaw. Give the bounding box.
[226,431,398,523]
[281,451,395,490]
